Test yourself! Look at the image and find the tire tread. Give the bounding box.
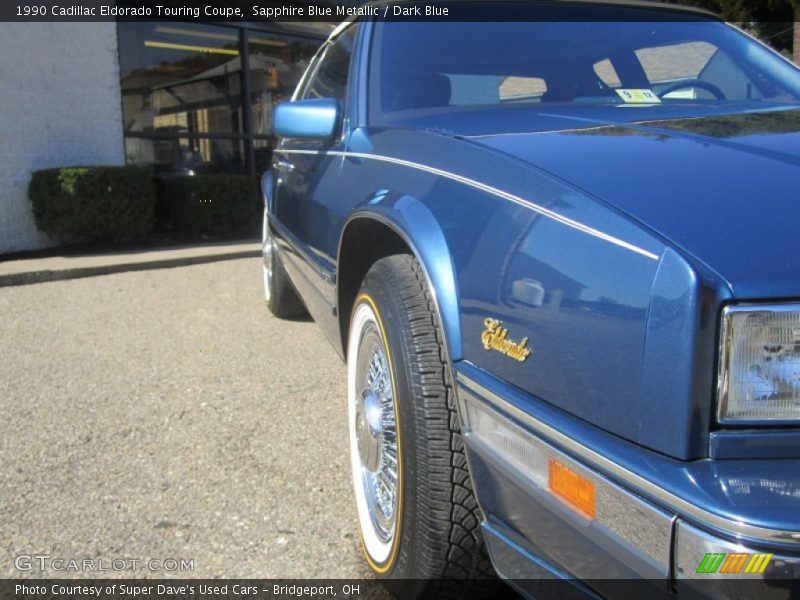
[361,255,496,596]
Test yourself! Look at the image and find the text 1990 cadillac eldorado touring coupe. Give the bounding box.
[261,2,800,597]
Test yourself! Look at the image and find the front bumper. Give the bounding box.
[455,364,800,599]
[674,521,800,597]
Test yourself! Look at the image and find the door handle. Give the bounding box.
[274,160,295,172]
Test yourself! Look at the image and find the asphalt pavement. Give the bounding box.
[0,240,261,287]
[0,258,372,578]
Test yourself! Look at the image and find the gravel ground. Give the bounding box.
[0,258,372,579]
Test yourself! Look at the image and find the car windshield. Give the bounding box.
[369,9,800,123]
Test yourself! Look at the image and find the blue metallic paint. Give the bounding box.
[709,429,800,460]
[640,248,730,457]
[264,13,800,590]
[457,361,800,544]
[423,105,800,299]
[272,98,341,140]
[261,172,274,213]
[340,199,462,359]
[344,125,704,457]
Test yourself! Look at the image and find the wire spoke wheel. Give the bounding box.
[347,256,497,598]
[262,206,305,318]
[355,325,399,542]
[348,296,402,567]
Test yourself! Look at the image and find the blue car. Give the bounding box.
[261,2,800,597]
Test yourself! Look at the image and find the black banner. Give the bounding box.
[1,0,798,23]
[1,581,390,600]
[4,579,800,600]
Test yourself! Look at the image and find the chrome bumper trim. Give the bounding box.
[461,393,674,578]
[456,370,800,546]
[674,520,798,580]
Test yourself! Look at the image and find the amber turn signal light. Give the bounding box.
[548,458,596,520]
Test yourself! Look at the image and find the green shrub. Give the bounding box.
[160,175,260,237]
[29,166,155,242]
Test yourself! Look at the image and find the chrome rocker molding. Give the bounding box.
[456,371,800,547]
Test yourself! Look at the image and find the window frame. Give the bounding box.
[297,23,359,105]
[292,22,360,144]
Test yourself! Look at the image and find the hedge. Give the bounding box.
[159,174,260,237]
[29,166,155,242]
[29,167,260,243]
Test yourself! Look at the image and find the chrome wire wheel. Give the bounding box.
[347,257,495,592]
[262,208,273,303]
[261,205,305,319]
[348,297,401,568]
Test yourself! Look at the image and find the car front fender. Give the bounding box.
[339,192,462,363]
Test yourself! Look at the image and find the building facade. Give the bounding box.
[0,23,125,253]
[0,20,327,254]
[795,6,800,66]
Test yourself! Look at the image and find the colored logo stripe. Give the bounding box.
[720,553,748,573]
[696,553,725,573]
[744,553,773,574]
[696,552,772,574]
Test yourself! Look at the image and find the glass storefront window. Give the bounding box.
[119,23,245,138]
[249,32,317,137]
[124,136,246,174]
[117,22,324,174]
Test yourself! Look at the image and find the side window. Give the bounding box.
[301,25,358,103]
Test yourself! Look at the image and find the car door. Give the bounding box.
[271,24,358,345]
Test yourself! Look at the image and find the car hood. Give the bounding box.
[415,106,800,298]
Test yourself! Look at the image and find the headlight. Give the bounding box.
[718,304,800,423]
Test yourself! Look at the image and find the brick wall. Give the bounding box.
[0,23,125,254]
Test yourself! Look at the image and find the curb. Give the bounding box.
[0,247,262,288]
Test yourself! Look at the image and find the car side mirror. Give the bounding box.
[273,98,340,140]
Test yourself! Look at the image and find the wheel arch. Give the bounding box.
[336,199,462,365]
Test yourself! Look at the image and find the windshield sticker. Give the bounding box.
[615,89,661,104]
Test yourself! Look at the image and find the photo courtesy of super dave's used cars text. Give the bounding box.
[15,584,353,597]
[261,0,800,598]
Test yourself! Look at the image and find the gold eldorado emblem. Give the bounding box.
[481,318,531,362]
